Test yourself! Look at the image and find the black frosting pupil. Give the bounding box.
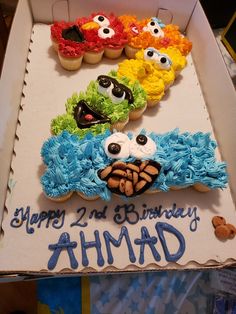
[154,28,159,33]
[136,134,148,145]
[103,28,110,34]
[150,21,155,26]
[108,143,121,154]
[99,78,111,88]
[160,57,167,63]
[98,16,105,21]
[112,87,124,98]
[147,51,154,57]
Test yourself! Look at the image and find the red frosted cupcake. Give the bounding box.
[78,12,128,60]
[50,21,74,51]
[58,39,85,70]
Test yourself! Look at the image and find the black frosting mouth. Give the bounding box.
[62,25,85,43]
[73,100,110,129]
[98,160,161,197]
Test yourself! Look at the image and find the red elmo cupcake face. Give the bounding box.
[78,13,128,50]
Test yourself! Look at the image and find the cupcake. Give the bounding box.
[78,12,127,61]
[84,72,147,129]
[118,47,179,106]
[58,39,85,71]
[51,72,147,137]
[119,15,192,59]
[41,129,228,202]
[51,21,85,52]
[82,29,105,64]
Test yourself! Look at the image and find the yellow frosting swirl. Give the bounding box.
[118,47,187,103]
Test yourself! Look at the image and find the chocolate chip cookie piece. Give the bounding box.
[212,216,226,228]
[98,159,161,197]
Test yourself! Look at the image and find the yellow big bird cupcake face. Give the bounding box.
[117,46,187,107]
[142,47,172,70]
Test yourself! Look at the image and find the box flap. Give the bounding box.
[29,0,197,31]
[0,0,33,222]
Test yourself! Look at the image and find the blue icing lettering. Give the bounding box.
[89,206,107,219]
[80,230,104,267]
[10,206,65,234]
[103,226,136,264]
[155,222,185,262]
[134,226,160,265]
[10,207,34,234]
[113,204,139,225]
[139,203,200,232]
[46,223,186,269]
[48,232,78,270]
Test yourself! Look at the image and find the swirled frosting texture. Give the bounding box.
[117,47,186,102]
[51,71,147,137]
[119,15,192,56]
[51,12,128,58]
[41,129,228,200]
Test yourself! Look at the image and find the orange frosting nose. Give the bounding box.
[81,21,99,30]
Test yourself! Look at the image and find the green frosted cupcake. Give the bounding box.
[51,71,147,137]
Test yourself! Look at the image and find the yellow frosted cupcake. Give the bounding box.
[118,48,176,106]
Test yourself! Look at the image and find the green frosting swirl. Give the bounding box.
[51,71,147,137]
[108,70,147,111]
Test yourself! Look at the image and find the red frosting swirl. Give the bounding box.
[58,39,85,58]
[51,21,74,42]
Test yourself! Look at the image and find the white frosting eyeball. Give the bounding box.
[98,80,126,104]
[98,26,115,39]
[109,87,126,103]
[143,20,164,38]
[93,15,110,27]
[144,47,158,61]
[130,134,156,159]
[104,133,131,159]
[155,53,172,70]
[98,83,113,96]
[144,48,172,70]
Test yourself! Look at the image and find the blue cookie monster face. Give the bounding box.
[41,129,228,201]
[98,132,162,197]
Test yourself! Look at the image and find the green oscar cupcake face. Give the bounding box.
[51,71,147,138]
[83,72,147,124]
[97,75,134,104]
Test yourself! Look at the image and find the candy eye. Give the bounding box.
[156,54,172,70]
[136,134,148,145]
[104,133,130,159]
[110,86,126,103]
[98,77,112,96]
[98,26,115,39]
[93,15,110,26]
[108,143,121,154]
[144,48,157,61]
[99,77,111,88]
[145,21,164,38]
[149,25,164,38]
[130,135,156,159]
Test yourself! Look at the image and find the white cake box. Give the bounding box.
[0,0,236,279]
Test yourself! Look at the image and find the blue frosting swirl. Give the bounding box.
[41,129,228,200]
